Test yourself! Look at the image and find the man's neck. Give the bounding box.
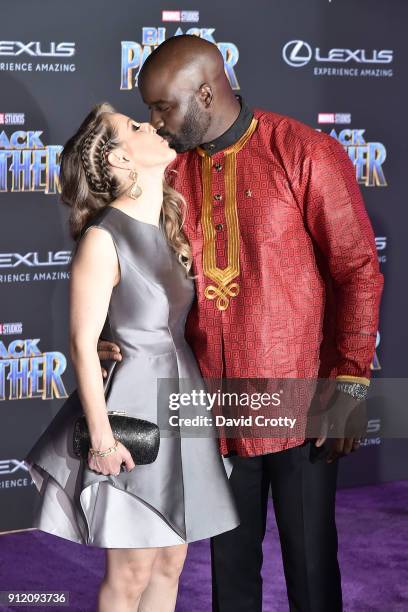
[199,95,254,155]
[203,96,241,143]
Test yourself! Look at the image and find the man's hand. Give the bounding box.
[97,339,122,378]
[313,389,368,463]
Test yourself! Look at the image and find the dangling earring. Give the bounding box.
[127,169,142,199]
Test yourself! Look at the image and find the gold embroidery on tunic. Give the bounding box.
[197,117,258,311]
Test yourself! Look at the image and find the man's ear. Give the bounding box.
[198,83,213,108]
[107,148,132,171]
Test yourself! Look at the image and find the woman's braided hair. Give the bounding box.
[80,131,112,194]
[60,102,194,275]
[60,102,120,239]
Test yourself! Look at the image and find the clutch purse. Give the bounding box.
[72,349,160,465]
[72,411,160,465]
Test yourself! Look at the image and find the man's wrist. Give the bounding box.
[335,375,369,401]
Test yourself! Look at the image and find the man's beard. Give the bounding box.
[158,96,211,153]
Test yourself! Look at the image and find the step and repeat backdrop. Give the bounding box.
[1,0,407,531]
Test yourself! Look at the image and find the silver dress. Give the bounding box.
[24,206,239,548]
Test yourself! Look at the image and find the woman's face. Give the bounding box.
[108,112,177,170]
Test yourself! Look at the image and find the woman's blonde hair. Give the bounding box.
[59,102,193,275]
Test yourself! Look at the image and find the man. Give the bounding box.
[98,35,383,611]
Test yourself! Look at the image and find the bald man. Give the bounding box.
[98,35,383,612]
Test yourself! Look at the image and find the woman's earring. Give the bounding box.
[127,170,142,199]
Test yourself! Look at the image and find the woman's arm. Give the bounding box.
[69,226,121,452]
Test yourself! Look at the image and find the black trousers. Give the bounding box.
[211,441,342,612]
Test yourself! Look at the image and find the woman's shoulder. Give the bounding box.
[69,222,118,281]
[72,207,118,260]
[82,205,116,234]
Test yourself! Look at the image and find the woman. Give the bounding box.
[24,102,239,612]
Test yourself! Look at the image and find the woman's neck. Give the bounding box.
[113,169,165,227]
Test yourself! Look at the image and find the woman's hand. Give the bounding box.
[88,437,136,476]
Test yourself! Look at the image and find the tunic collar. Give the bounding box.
[198,95,254,156]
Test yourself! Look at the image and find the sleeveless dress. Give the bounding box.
[24,206,239,548]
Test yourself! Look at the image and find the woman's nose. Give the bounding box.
[140,122,157,134]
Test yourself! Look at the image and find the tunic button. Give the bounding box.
[213,194,223,201]
[208,143,215,150]
[214,163,223,171]
[215,223,223,231]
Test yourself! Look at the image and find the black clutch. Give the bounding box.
[72,411,160,465]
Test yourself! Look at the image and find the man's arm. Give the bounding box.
[286,127,384,460]
[97,341,122,378]
[97,316,122,378]
[292,130,384,383]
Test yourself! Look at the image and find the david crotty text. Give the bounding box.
[168,415,297,429]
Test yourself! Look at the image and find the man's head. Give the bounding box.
[138,35,235,152]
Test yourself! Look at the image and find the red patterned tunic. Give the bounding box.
[167,106,384,457]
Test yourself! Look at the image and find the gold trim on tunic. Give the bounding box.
[196,117,258,311]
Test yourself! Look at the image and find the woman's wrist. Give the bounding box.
[90,438,118,457]
[90,430,116,451]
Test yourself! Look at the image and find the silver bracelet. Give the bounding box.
[336,381,368,401]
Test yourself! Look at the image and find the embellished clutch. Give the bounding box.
[72,411,160,465]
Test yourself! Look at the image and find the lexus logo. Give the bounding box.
[282,40,393,68]
[282,40,313,67]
